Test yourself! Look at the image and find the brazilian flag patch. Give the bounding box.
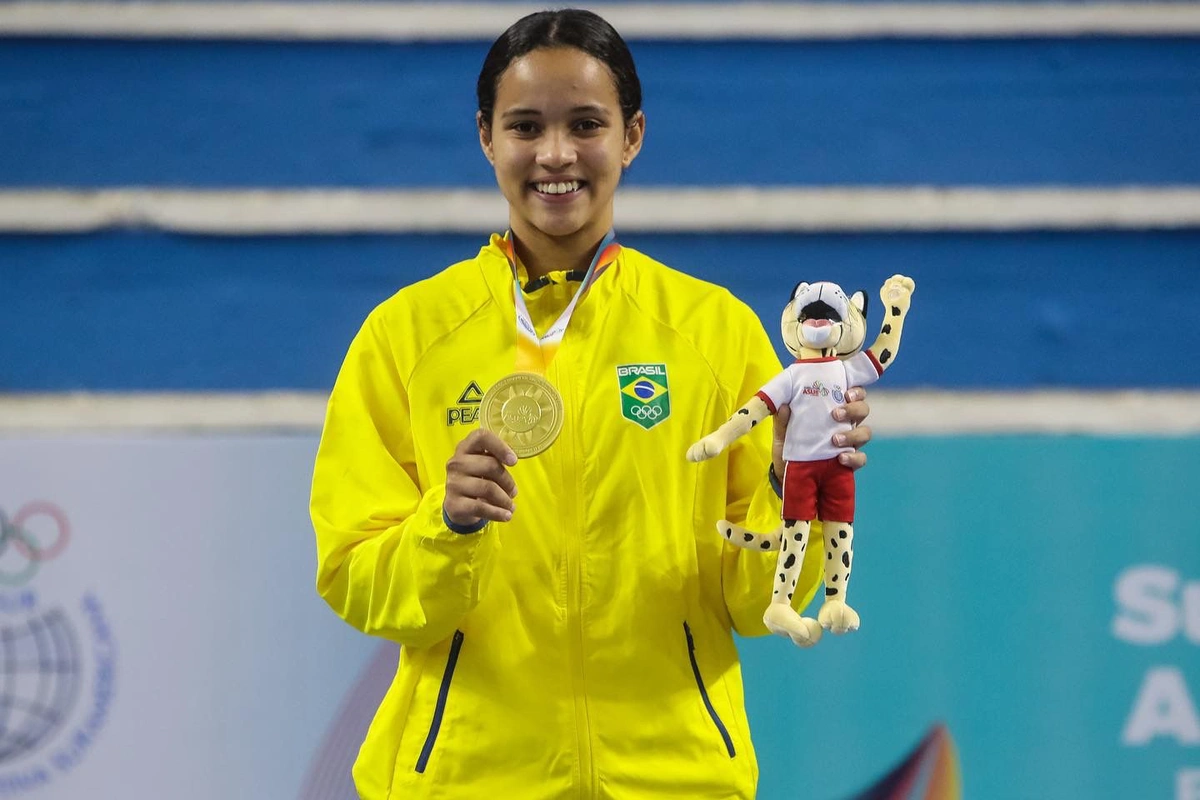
[617,364,670,430]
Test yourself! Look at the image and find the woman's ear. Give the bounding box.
[477,111,494,165]
[622,111,645,168]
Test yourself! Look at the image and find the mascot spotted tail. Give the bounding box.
[687,275,915,647]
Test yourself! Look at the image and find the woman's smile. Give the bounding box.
[530,178,586,203]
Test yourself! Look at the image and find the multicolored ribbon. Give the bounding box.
[495,230,621,374]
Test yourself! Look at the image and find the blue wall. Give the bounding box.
[3,38,1199,187]
[4,231,1199,390]
[3,32,1200,391]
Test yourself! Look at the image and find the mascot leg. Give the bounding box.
[717,520,782,552]
[762,519,823,648]
[817,521,860,634]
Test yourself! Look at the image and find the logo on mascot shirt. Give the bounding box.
[802,380,845,401]
[617,364,670,430]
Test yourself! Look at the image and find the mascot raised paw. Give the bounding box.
[686,275,915,647]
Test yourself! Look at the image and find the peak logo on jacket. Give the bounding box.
[617,364,671,430]
[446,381,483,425]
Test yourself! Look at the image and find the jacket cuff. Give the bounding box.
[442,507,489,535]
[768,463,784,500]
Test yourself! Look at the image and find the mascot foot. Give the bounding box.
[763,604,823,648]
[817,601,860,634]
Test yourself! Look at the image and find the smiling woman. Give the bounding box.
[308,9,874,800]
[475,16,644,277]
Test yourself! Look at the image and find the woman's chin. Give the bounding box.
[525,214,589,240]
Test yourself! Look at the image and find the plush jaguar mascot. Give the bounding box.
[687,275,915,647]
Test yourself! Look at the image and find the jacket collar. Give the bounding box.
[478,231,624,312]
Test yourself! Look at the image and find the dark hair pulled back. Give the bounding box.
[477,9,642,128]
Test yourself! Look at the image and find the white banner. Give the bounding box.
[0,435,375,799]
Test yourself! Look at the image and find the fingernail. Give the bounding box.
[505,453,518,466]
[839,453,853,465]
[832,408,847,421]
[833,434,847,446]
[503,508,513,521]
[847,389,862,402]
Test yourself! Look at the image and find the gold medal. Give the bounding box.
[480,373,565,458]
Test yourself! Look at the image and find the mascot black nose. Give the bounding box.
[800,300,842,323]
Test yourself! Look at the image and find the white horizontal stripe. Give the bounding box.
[2,391,1198,435]
[3,187,1200,233]
[2,3,1199,40]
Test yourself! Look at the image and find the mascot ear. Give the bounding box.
[850,289,868,318]
[791,282,809,303]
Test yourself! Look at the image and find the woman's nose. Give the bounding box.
[536,130,577,168]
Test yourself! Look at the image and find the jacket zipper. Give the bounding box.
[415,629,464,774]
[557,362,595,797]
[684,623,736,758]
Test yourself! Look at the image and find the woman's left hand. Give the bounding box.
[771,386,872,476]
[833,386,872,469]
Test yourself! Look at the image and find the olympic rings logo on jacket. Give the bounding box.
[628,404,664,421]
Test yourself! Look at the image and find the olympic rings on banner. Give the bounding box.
[0,502,71,587]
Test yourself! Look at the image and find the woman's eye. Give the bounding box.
[510,121,538,135]
[575,119,602,132]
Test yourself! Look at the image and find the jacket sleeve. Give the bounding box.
[720,307,824,637]
[310,310,500,649]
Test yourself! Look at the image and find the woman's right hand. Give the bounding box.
[444,429,519,527]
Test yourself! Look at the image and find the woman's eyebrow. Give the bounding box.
[500,107,543,119]
[500,104,611,119]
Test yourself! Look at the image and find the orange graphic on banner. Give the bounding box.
[849,723,963,800]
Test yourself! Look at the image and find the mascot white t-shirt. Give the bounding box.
[755,352,882,463]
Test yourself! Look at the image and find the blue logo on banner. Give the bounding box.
[0,503,116,795]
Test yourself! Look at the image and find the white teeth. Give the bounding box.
[536,181,580,195]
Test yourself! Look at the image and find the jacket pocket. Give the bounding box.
[683,622,736,758]
[414,629,464,774]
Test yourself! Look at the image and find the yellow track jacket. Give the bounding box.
[311,236,825,799]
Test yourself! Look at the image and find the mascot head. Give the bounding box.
[780,281,869,359]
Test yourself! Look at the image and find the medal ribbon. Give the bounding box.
[497,230,621,374]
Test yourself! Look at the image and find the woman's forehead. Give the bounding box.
[496,48,619,111]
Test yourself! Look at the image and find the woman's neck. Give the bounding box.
[510,219,610,280]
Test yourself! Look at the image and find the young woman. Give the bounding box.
[311,9,873,799]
